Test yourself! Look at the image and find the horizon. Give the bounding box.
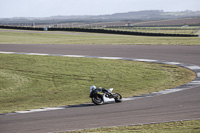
[0,0,199,18]
[1,10,200,19]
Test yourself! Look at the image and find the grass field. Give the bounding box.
[0,29,200,45]
[0,54,196,113]
[106,26,200,35]
[66,120,200,133]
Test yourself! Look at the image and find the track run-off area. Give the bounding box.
[0,44,200,133]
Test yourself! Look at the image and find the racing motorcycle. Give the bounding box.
[90,87,122,105]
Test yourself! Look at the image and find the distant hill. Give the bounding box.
[131,18,200,26]
[1,10,200,25]
[98,10,200,20]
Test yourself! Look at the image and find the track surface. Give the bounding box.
[0,44,200,133]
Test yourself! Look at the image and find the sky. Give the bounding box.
[0,0,199,18]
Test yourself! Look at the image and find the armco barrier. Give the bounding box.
[0,25,198,37]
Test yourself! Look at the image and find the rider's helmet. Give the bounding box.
[90,85,96,92]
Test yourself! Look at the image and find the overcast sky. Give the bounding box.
[0,0,199,18]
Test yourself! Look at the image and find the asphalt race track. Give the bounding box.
[0,44,200,133]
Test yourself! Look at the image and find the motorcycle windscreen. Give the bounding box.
[103,94,115,103]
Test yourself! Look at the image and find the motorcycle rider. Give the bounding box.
[90,85,122,104]
[90,85,108,93]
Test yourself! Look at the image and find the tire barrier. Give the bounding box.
[0,25,198,37]
[0,25,43,31]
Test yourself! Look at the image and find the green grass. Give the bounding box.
[0,54,196,113]
[66,120,200,133]
[106,27,200,35]
[0,29,200,45]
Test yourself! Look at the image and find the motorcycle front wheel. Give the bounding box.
[114,93,122,103]
[92,95,103,105]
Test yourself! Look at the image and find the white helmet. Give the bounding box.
[90,85,96,92]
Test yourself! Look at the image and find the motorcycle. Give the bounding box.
[90,87,122,105]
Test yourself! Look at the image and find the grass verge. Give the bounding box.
[0,29,200,45]
[65,120,200,133]
[106,26,200,35]
[0,54,196,114]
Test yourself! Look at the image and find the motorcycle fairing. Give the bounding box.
[103,94,115,103]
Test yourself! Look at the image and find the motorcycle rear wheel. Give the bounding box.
[92,95,103,105]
